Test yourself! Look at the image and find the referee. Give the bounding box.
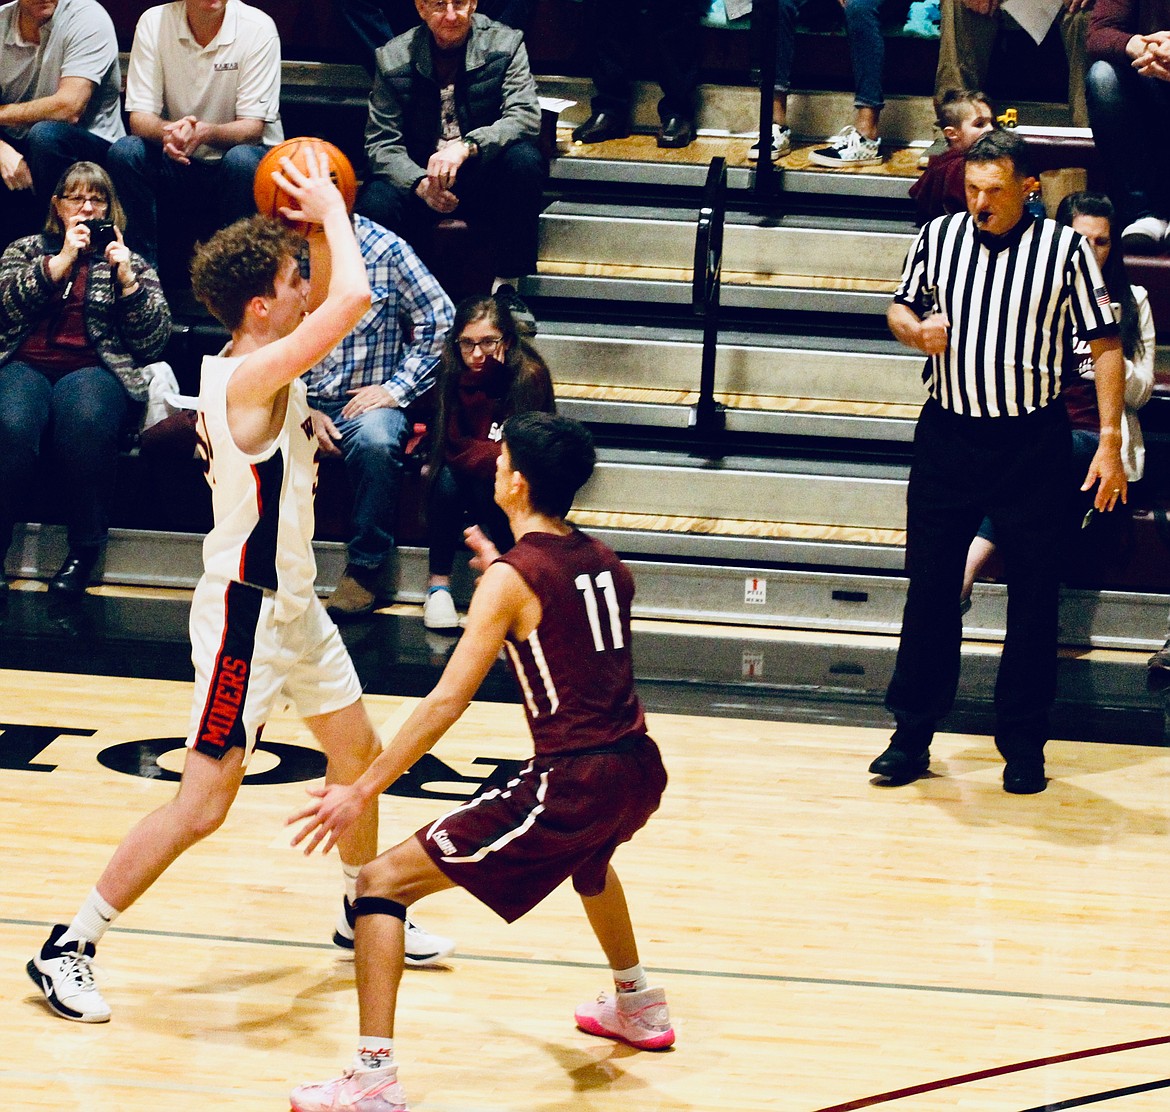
[869,129,1126,795]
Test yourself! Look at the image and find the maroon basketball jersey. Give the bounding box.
[497,529,647,756]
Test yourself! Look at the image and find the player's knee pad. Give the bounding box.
[351,895,407,922]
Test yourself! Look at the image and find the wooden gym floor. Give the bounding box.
[3,583,1170,1111]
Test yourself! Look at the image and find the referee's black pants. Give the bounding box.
[885,398,1072,768]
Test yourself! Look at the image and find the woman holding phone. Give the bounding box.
[0,161,171,597]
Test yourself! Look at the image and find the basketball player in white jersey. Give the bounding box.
[28,150,451,1025]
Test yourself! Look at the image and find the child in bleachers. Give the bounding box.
[909,91,996,225]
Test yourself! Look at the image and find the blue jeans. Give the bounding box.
[24,121,113,207]
[1086,59,1170,226]
[0,122,112,247]
[774,0,885,110]
[0,361,131,557]
[106,136,268,266]
[315,398,409,571]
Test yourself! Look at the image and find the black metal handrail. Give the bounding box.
[691,156,728,447]
[754,0,780,202]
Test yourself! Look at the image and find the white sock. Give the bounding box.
[59,887,120,948]
[355,1037,395,1072]
[612,962,648,994]
[341,861,361,905]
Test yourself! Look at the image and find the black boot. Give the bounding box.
[48,547,100,596]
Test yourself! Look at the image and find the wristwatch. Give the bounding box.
[462,138,478,158]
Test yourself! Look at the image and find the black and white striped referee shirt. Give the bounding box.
[893,212,1119,418]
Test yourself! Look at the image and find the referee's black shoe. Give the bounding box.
[868,744,930,784]
[1003,762,1047,795]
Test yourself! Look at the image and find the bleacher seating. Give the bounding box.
[9,1,1170,647]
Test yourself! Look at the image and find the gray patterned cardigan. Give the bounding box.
[0,234,172,402]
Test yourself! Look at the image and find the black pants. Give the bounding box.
[427,464,513,577]
[885,398,1072,766]
[356,139,547,279]
[585,0,704,123]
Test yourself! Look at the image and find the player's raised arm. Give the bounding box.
[229,148,371,408]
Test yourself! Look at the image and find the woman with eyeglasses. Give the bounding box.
[0,161,171,598]
[423,293,554,631]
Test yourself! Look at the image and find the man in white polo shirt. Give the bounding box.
[107,0,284,271]
[0,0,124,246]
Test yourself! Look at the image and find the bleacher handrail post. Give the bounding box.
[754,0,780,202]
[691,156,728,451]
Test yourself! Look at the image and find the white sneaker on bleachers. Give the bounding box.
[808,127,882,168]
[1121,216,1169,255]
[748,123,792,162]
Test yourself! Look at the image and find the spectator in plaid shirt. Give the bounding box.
[305,212,454,619]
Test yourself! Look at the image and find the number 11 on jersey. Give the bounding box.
[575,571,624,652]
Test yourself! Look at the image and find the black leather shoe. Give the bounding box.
[1003,763,1047,795]
[1148,639,1170,673]
[868,744,930,784]
[48,548,100,596]
[657,115,695,149]
[572,111,630,145]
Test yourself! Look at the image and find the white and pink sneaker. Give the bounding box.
[290,1065,409,1112]
[575,986,675,1050]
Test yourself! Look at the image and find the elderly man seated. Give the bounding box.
[355,0,547,298]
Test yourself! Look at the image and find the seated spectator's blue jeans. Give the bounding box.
[1086,59,1170,226]
[106,136,268,266]
[774,0,885,110]
[0,122,111,248]
[357,140,548,278]
[314,398,409,571]
[24,120,113,207]
[0,361,131,559]
[427,463,514,577]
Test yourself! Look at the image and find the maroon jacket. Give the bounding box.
[1088,0,1170,59]
[909,145,967,226]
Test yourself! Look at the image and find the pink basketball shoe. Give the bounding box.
[290,1065,409,1112]
[575,986,675,1050]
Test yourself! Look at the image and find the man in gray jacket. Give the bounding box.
[356,0,546,290]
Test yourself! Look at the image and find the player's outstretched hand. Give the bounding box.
[288,782,364,855]
[273,146,347,228]
[464,525,500,574]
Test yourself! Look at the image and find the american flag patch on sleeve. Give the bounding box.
[1094,286,1111,309]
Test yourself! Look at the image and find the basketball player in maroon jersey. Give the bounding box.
[287,412,672,1112]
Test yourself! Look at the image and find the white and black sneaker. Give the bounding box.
[748,123,792,162]
[333,898,456,967]
[27,924,110,1022]
[808,126,883,168]
[1120,215,1169,255]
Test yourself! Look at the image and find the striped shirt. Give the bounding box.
[893,212,1119,418]
[305,214,454,408]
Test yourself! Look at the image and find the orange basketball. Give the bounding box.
[253,137,357,236]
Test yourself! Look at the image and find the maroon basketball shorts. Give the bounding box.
[416,735,667,923]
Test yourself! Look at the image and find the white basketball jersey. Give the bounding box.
[195,352,318,622]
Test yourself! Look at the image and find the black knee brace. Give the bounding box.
[350,896,407,922]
